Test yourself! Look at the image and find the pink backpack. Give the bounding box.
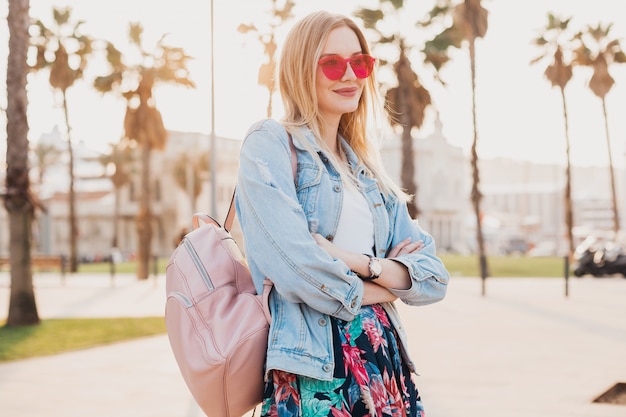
[165,135,296,417]
[165,210,272,417]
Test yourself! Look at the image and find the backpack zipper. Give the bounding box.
[183,238,215,290]
[167,291,193,308]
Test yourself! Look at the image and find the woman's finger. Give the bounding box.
[408,240,424,253]
[388,238,426,258]
[388,238,412,258]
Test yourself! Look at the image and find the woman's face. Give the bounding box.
[316,26,366,125]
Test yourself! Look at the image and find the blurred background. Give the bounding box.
[2,2,626,415]
[1,0,625,280]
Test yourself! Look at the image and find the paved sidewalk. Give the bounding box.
[1,272,625,417]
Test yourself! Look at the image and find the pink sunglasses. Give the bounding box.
[318,53,376,80]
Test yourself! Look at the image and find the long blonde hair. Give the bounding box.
[279,11,406,200]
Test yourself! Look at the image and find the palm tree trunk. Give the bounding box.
[5,0,39,326]
[266,88,273,118]
[136,145,153,279]
[186,158,194,216]
[191,186,198,217]
[601,98,620,235]
[112,187,121,248]
[7,208,38,325]
[401,123,418,218]
[398,53,418,218]
[61,90,78,272]
[560,87,574,260]
[468,39,488,294]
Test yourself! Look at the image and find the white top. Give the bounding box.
[332,183,375,256]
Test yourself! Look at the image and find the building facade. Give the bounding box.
[1,125,624,260]
[478,159,625,255]
[0,129,241,261]
[380,116,469,254]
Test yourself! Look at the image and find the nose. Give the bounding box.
[341,62,358,81]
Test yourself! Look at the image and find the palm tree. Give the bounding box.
[530,13,576,261]
[237,0,295,118]
[32,140,62,191]
[420,0,490,293]
[354,3,433,218]
[94,23,195,279]
[573,23,626,236]
[29,7,94,273]
[172,152,209,217]
[98,143,134,249]
[4,0,39,326]
[386,45,432,219]
[30,140,62,253]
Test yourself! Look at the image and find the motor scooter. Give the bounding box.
[572,236,626,277]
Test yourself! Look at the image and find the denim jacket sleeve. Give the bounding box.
[235,120,364,321]
[384,198,450,305]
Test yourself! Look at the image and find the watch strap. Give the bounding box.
[356,254,380,281]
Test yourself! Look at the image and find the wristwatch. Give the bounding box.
[357,254,382,281]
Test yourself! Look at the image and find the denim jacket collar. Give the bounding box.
[291,125,368,182]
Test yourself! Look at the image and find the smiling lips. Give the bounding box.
[333,87,359,97]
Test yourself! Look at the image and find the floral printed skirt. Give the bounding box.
[259,304,425,417]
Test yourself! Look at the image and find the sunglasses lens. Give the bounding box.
[350,55,375,79]
[318,54,376,80]
[320,56,347,80]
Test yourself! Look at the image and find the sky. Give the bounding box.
[1,0,625,168]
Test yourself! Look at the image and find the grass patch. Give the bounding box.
[439,254,568,278]
[0,255,567,362]
[0,317,167,362]
[77,258,168,274]
[77,255,568,278]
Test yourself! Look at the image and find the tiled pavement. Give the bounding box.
[1,272,625,417]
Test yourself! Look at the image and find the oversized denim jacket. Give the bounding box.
[235,119,449,382]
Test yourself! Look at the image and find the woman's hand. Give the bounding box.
[313,234,423,261]
[312,234,424,273]
[312,233,425,294]
[387,238,424,258]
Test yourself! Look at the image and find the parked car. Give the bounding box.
[572,236,626,278]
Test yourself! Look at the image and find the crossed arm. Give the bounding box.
[312,234,424,305]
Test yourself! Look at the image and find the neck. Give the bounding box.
[319,118,341,159]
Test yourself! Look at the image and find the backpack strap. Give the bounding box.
[223,133,297,232]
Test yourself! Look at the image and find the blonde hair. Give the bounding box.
[278,11,406,200]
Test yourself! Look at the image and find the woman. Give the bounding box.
[235,11,449,417]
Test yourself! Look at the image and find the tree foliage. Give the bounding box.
[354,0,432,218]
[530,12,577,260]
[572,22,625,235]
[98,143,135,249]
[420,0,490,290]
[172,152,209,200]
[29,6,94,273]
[94,23,195,279]
[238,0,295,117]
[385,48,431,130]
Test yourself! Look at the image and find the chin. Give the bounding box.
[336,103,359,115]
